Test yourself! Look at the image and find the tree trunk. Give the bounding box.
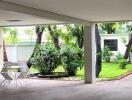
[124,34,132,60]
[78,37,83,49]
[3,40,8,61]
[95,24,102,77]
[48,26,60,49]
[27,26,44,68]
[77,27,84,49]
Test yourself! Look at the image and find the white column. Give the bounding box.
[0,28,3,68]
[84,23,96,83]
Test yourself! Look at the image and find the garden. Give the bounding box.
[29,45,132,80]
[3,23,132,80]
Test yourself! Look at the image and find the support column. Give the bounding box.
[0,28,3,68]
[84,23,96,83]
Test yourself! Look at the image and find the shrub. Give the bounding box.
[30,43,61,75]
[115,52,123,63]
[60,44,83,76]
[102,46,112,62]
[119,59,127,69]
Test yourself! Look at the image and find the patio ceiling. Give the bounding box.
[0,0,132,26]
[0,9,64,26]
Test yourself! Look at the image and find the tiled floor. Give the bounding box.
[1,75,132,100]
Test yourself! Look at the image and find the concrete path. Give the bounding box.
[1,75,132,100]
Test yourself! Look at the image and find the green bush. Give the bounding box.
[119,59,127,69]
[102,46,112,62]
[115,52,123,63]
[30,43,61,75]
[60,44,83,76]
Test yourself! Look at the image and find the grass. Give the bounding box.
[76,62,132,79]
[29,62,132,79]
[99,62,132,79]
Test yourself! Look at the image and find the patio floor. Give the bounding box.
[1,75,132,100]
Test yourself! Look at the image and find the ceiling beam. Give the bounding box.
[0,0,90,25]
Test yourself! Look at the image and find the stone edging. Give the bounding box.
[97,70,132,82]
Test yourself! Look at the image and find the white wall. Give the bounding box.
[6,45,35,62]
[101,34,129,57]
[5,34,130,63]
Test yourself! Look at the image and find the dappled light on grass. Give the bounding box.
[29,63,132,80]
[99,62,132,79]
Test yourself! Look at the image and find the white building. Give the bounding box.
[101,34,130,56]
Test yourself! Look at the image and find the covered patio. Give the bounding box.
[0,75,132,100]
[0,0,131,84]
[0,0,132,99]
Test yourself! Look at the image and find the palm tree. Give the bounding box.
[95,24,102,77]
[47,25,60,49]
[27,26,44,68]
[124,22,132,60]
[3,28,17,61]
[66,24,84,49]
[3,40,8,61]
[124,34,132,60]
[98,23,120,34]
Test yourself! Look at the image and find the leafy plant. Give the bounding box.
[25,28,35,43]
[119,59,127,69]
[60,44,83,76]
[102,46,113,62]
[115,52,123,63]
[30,43,61,75]
[3,28,21,44]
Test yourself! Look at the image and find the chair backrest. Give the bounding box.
[1,72,13,80]
[1,63,14,80]
[17,61,29,79]
[1,62,10,72]
[18,61,28,72]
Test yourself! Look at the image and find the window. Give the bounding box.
[104,39,118,51]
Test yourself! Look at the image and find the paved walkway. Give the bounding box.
[1,75,132,100]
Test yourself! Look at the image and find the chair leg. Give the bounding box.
[0,79,6,85]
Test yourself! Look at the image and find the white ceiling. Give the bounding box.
[1,0,132,26]
[0,9,63,26]
[4,0,132,22]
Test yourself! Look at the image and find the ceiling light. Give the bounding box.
[5,20,22,22]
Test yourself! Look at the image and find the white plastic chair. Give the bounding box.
[0,61,29,88]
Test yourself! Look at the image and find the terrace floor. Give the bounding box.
[1,75,132,100]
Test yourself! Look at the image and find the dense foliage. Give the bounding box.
[115,52,123,63]
[3,28,20,44]
[60,44,83,76]
[102,46,112,62]
[119,59,127,69]
[30,43,61,75]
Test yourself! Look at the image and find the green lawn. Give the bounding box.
[76,62,132,79]
[99,62,132,79]
[29,62,132,79]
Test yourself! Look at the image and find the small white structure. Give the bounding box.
[6,44,35,62]
[101,34,130,56]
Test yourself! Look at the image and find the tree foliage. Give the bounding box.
[30,43,61,75]
[66,24,84,48]
[60,44,83,76]
[98,23,121,34]
[3,28,19,44]
[27,26,45,68]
